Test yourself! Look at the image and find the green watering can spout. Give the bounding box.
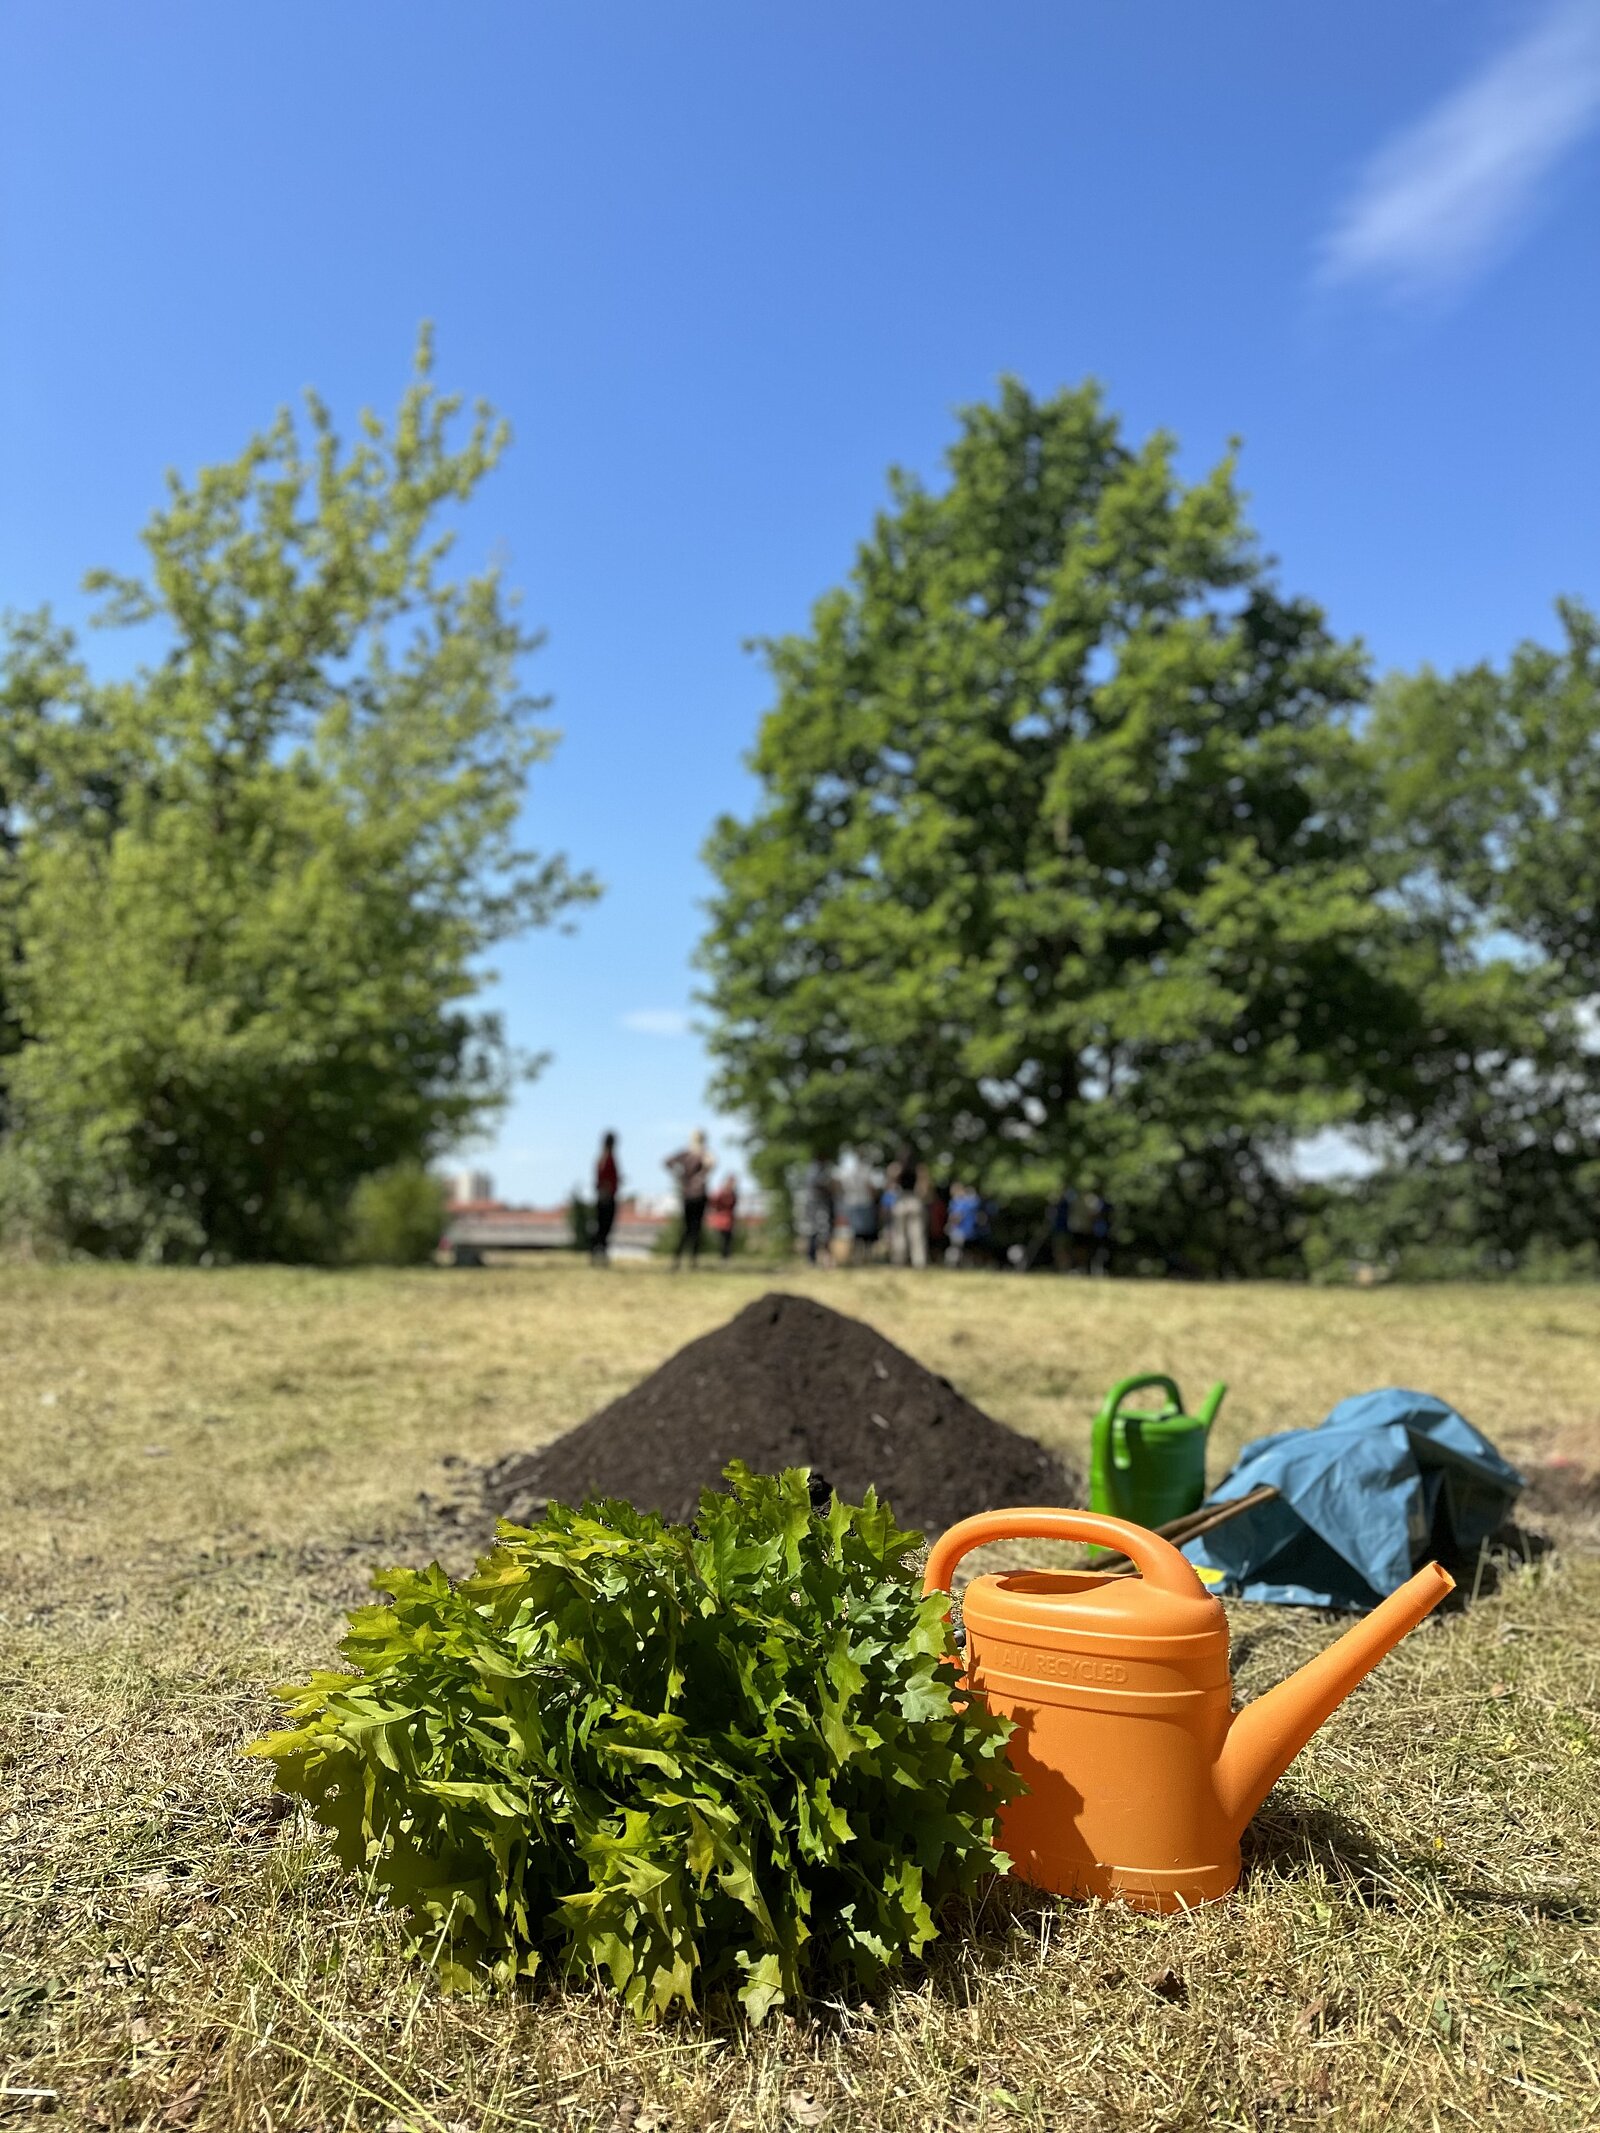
[1196,1379,1227,1429]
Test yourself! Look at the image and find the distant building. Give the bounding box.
[442,1186,764,1257]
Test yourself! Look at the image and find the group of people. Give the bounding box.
[588,1129,739,1266]
[801,1155,1116,1275]
[587,1128,1114,1274]
[801,1149,996,1270]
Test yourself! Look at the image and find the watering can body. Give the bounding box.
[1089,1374,1225,1533]
[923,1508,1452,1913]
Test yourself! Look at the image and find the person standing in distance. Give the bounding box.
[665,1129,714,1269]
[708,1172,739,1261]
[888,1144,928,1269]
[592,1131,620,1263]
[803,1157,837,1267]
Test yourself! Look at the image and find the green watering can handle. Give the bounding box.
[1102,1372,1186,1417]
[1097,1374,1185,1473]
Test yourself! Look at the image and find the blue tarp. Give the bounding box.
[1184,1388,1524,1611]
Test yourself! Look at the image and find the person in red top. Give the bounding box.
[707,1173,739,1261]
[592,1131,620,1263]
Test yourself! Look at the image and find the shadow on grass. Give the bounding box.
[709,1757,1600,2036]
[1431,1518,1556,1608]
[1243,1793,1597,1925]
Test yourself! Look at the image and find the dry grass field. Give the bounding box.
[2,1260,1597,2131]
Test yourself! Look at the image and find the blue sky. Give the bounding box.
[4,1,1598,1204]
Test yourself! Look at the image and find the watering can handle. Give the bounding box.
[1101,1373,1185,1417]
[922,1508,1207,1601]
[1096,1375,1185,1474]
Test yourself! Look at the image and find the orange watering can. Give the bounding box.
[923,1508,1453,1912]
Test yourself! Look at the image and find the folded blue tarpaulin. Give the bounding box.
[1184,1387,1524,1611]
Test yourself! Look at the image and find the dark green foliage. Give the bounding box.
[345,1163,449,1266]
[1370,599,1600,996]
[0,330,595,1262]
[1304,1167,1600,1284]
[698,385,1600,1279]
[751,1146,798,1259]
[1354,601,1600,1276]
[1299,965,1600,1284]
[698,380,1421,1273]
[247,1466,1019,2022]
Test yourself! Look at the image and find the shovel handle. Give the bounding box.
[922,1507,1206,1601]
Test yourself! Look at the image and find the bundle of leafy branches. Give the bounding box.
[248,1465,1020,2022]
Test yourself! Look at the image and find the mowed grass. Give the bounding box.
[2,1260,1597,2132]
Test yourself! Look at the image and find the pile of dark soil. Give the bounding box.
[483,1291,1080,1538]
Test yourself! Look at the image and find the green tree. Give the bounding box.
[0,613,98,1134]
[1340,601,1600,1275]
[1370,598,1600,993]
[0,331,595,1261]
[698,380,1426,1271]
[1326,948,1598,1277]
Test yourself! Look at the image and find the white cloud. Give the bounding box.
[619,1007,692,1038]
[1317,0,1600,304]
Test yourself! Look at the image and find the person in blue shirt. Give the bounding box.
[945,1181,982,1268]
[845,1168,881,1263]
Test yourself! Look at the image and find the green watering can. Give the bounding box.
[1089,1373,1228,1533]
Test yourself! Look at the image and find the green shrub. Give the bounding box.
[0,1132,206,1263]
[344,1162,448,1266]
[247,1466,1019,2020]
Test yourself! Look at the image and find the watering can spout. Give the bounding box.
[1213,1561,1455,1834]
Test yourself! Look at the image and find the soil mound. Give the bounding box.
[483,1291,1080,1538]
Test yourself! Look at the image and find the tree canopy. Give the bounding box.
[1343,601,1600,1276]
[699,379,1437,1269]
[0,332,595,1261]
[1371,598,1600,996]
